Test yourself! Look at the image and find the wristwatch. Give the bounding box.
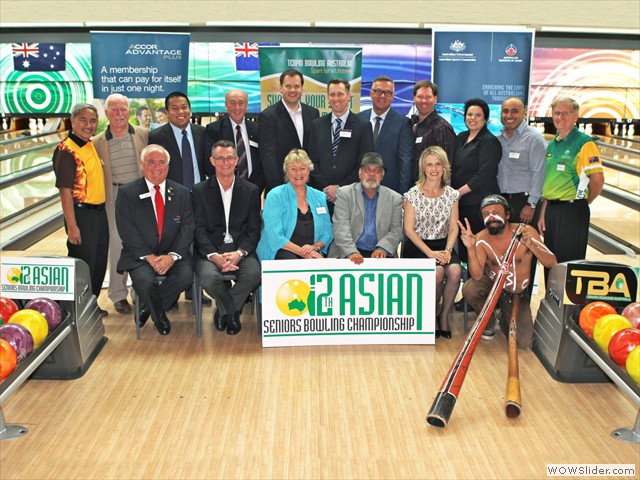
[528,202,537,209]
[170,253,179,261]
[236,249,247,259]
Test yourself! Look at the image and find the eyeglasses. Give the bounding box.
[552,111,574,118]
[144,160,168,167]
[371,89,394,97]
[212,155,237,163]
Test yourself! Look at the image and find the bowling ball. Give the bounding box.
[0,297,19,324]
[622,302,640,329]
[608,328,640,367]
[593,314,633,353]
[0,338,17,381]
[0,323,34,362]
[25,297,62,331]
[626,346,640,385]
[579,301,616,339]
[9,309,49,348]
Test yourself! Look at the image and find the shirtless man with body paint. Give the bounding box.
[458,194,557,347]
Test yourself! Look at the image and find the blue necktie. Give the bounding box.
[332,118,342,158]
[181,129,195,187]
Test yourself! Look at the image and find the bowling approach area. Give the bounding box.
[0,229,638,479]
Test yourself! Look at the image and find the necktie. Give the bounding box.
[332,117,342,158]
[236,125,248,180]
[154,185,164,241]
[373,116,382,143]
[181,129,195,187]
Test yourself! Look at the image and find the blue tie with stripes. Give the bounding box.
[332,117,342,158]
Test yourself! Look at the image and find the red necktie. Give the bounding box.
[154,185,164,240]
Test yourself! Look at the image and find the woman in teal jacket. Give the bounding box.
[257,149,333,261]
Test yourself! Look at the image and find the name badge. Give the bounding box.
[139,192,152,199]
[557,164,566,172]
[339,130,352,138]
[415,136,423,144]
[509,151,520,159]
[249,140,259,148]
[316,206,327,214]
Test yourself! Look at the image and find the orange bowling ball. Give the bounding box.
[9,309,49,348]
[0,338,17,381]
[579,301,616,339]
[593,314,633,353]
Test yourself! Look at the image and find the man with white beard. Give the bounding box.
[458,195,556,347]
[328,152,403,264]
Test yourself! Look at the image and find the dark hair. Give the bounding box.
[164,91,191,110]
[156,107,167,114]
[327,78,350,93]
[135,105,149,116]
[464,98,490,121]
[373,75,394,85]
[279,69,304,86]
[211,139,236,156]
[413,80,438,97]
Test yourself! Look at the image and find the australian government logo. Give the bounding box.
[261,259,437,347]
[438,39,476,63]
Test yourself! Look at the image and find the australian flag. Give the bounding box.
[12,43,66,72]
[234,42,279,71]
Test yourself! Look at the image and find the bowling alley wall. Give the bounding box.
[0,41,638,124]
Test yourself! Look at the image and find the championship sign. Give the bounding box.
[261,259,436,347]
[1,256,76,300]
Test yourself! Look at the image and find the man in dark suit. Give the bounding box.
[358,75,413,194]
[308,78,375,210]
[205,89,264,194]
[148,91,209,187]
[192,140,261,336]
[258,69,319,194]
[115,144,194,335]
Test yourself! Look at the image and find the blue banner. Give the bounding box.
[432,29,534,134]
[90,31,190,99]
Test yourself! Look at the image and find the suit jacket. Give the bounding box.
[191,176,261,260]
[148,122,209,184]
[358,108,413,194]
[93,124,148,205]
[328,183,403,258]
[308,112,375,190]
[115,178,194,273]
[204,117,265,194]
[258,101,319,193]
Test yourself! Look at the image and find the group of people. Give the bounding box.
[52,68,605,345]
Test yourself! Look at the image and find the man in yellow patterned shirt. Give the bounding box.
[53,103,109,316]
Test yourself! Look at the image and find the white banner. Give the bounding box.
[1,256,76,300]
[261,258,436,348]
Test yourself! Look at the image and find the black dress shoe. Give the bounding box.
[114,299,132,315]
[439,329,452,339]
[138,305,151,327]
[226,313,242,336]
[214,309,227,331]
[155,312,171,335]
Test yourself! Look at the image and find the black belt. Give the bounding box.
[548,199,586,205]
[74,202,105,211]
[501,192,528,199]
[112,182,127,186]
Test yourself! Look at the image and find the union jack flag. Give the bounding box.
[12,43,40,59]
[234,42,260,71]
[12,43,66,72]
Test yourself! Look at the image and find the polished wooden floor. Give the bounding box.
[1,229,639,480]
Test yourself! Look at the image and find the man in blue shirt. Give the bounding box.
[329,152,403,263]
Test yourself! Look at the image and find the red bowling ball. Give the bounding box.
[0,297,19,324]
[608,328,640,367]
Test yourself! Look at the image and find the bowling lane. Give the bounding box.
[590,196,639,251]
[601,165,640,195]
[0,171,58,221]
[0,132,66,161]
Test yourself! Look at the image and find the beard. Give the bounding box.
[362,178,380,190]
[487,221,506,235]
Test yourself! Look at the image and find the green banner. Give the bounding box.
[259,47,362,115]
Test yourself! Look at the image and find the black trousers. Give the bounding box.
[543,199,590,283]
[66,205,109,299]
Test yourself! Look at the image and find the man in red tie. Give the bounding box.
[115,144,194,335]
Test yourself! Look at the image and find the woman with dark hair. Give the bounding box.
[403,146,461,339]
[452,98,502,262]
